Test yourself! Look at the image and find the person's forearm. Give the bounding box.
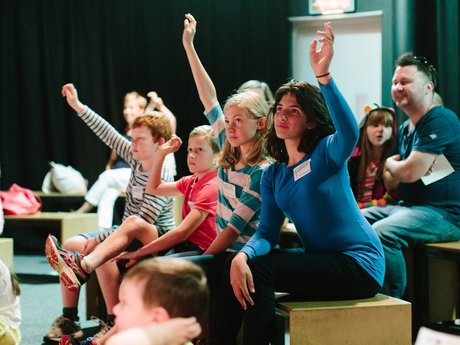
[183,43,218,111]
[204,226,239,255]
[137,229,188,257]
[146,153,167,195]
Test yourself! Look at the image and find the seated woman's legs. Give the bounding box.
[211,249,380,345]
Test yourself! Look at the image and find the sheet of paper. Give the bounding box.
[415,326,460,345]
[421,154,454,185]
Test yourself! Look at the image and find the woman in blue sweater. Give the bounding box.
[210,22,385,345]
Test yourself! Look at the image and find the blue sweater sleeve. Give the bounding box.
[320,79,359,167]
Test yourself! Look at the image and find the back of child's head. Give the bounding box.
[219,90,270,168]
[124,91,148,111]
[132,112,173,143]
[124,257,209,325]
[237,80,274,105]
[189,125,219,154]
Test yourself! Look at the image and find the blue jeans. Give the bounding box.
[362,205,460,298]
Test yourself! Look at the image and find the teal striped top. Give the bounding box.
[206,104,270,252]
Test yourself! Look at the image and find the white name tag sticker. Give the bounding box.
[223,182,236,198]
[132,186,144,200]
[293,159,311,181]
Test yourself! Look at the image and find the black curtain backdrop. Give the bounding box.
[0,0,290,189]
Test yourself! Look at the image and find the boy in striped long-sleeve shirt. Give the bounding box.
[43,83,175,344]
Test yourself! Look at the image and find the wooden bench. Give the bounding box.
[275,293,411,345]
[36,191,126,226]
[411,242,460,333]
[4,212,98,242]
[0,237,14,268]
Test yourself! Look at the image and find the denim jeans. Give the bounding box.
[362,205,460,298]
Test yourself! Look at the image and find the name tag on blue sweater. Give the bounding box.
[293,159,311,181]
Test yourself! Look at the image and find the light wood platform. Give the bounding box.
[0,237,14,268]
[4,212,98,242]
[276,293,411,345]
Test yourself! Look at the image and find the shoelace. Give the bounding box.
[89,316,113,339]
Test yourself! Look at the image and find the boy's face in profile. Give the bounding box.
[131,126,160,161]
[113,278,156,332]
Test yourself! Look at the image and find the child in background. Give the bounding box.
[47,125,219,286]
[61,257,209,345]
[348,105,397,208]
[0,259,21,345]
[237,80,274,106]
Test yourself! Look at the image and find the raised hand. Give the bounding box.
[146,91,164,112]
[61,83,85,113]
[160,135,183,155]
[111,250,140,268]
[182,13,197,48]
[309,22,334,79]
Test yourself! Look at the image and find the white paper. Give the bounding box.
[415,326,460,345]
[421,154,454,185]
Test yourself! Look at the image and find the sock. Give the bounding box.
[105,314,115,325]
[81,259,93,274]
[63,307,79,321]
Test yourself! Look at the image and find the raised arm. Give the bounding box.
[312,22,359,165]
[62,83,86,113]
[146,91,177,134]
[309,21,334,85]
[182,13,218,112]
[146,135,183,197]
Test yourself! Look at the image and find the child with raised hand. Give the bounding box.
[182,13,270,259]
[61,257,208,345]
[348,105,397,208]
[113,125,219,264]
[44,84,175,344]
[220,22,385,344]
[46,125,219,284]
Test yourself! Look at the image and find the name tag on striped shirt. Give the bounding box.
[293,159,311,181]
[223,182,236,198]
[132,186,144,200]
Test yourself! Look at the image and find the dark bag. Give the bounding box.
[0,183,42,215]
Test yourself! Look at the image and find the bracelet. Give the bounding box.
[315,72,330,78]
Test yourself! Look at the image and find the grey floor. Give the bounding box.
[15,254,97,345]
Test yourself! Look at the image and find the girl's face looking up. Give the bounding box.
[274,93,309,141]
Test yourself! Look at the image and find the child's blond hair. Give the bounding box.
[218,91,270,168]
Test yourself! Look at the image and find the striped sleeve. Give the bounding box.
[205,104,226,149]
[78,107,133,163]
